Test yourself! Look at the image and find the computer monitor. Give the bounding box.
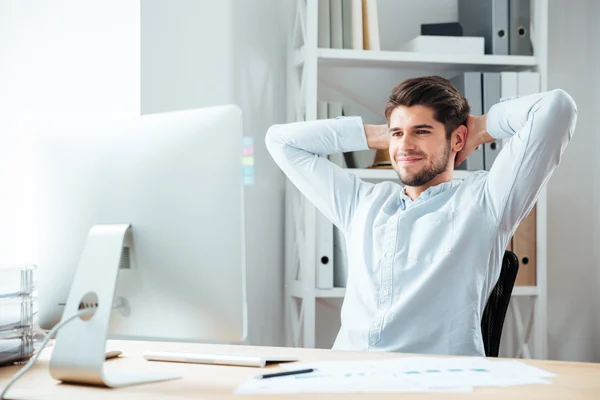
[30,105,247,346]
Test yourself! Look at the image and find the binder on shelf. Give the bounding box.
[328,102,343,118]
[333,226,348,288]
[458,0,509,55]
[500,71,518,99]
[517,71,540,96]
[317,101,328,120]
[483,72,502,170]
[509,0,533,55]
[350,0,363,50]
[451,72,484,171]
[318,0,331,48]
[339,0,363,49]
[513,205,536,286]
[316,210,334,289]
[342,0,352,49]
[361,0,380,50]
[330,0,343,49]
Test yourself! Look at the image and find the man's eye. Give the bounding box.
[392,131,403,137]
[416,130,429,134]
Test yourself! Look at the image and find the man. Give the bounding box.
[265,76,577,356]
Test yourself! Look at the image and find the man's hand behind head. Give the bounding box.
[454,115,494,168]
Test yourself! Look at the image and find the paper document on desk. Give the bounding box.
[235,359,470,395]
[374,357,555,389]
[235,357,556,394]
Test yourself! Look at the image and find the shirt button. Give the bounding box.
[383,290,389,296]
[373,320,381,328]
[390,217,397,223]
[385,252,392,258]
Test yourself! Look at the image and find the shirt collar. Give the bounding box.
[399,180,462,209]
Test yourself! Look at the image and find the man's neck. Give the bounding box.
[404,170,454,200]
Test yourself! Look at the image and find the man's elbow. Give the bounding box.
[548,89,577,112]
[545,89,578,138]
[264,124,284,154]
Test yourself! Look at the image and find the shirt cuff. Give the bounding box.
[485,97,516,140]
[335,116,370,152]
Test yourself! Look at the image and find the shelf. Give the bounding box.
[288,281,346,299]
[288,282,538,299]
[294,48,537,72]
[345,168,472,181]
[512,286,539,296]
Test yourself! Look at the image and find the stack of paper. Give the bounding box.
[235,356,556,395]
[0,265,37,366]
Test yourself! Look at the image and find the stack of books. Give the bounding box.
[319,0,380,51]
[0,265,37,365]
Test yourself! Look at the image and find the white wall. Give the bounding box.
[592,0,600,361]
[0,0,141,267]
[0,0,140,116]
[546,0,599,362]
[0,0,290,347]
[140,0,235,114]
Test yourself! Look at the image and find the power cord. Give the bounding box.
[0,308,94,400]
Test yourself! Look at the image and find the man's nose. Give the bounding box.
[400,133,417,151]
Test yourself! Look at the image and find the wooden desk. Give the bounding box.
[1,340,600,399]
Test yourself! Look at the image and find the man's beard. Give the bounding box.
[396,141,450,187]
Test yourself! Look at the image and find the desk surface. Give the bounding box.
[1,340,600,399]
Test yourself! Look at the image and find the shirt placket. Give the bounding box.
[369,214,398,346]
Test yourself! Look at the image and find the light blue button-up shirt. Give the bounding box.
[266,90,577,356]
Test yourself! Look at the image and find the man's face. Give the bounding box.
[388,105,452,187]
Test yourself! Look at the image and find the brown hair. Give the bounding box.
[384,76,470,138]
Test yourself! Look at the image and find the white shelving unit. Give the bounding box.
[285,0,548,359]
[295,48,537,71]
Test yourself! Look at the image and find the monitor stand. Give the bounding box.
[49,224,181,388]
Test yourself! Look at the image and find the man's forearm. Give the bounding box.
[469,115,495,146]
[265,116,375,232]
[364,124,389,150]
[486,90,577,141]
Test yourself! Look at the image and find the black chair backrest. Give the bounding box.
[481,250,519,357]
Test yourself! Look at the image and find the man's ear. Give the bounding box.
[452,125,467,153]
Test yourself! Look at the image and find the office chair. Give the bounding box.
[481,250,519,357]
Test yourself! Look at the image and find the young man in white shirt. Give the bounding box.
[265,76,577,356]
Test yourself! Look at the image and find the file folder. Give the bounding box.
[318,0,331,48]
[500,72,518,99]
[333,226,348,288]
[316,210,334,289]
[362,0,380,50]
[330,0,343,49]
[451,72,484,171]
[517,72,540,96]
[509,0,533,55]
[513,205,536,286]
[483,73,502,170]
[342,0,353,49]
[459,0,509,55]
